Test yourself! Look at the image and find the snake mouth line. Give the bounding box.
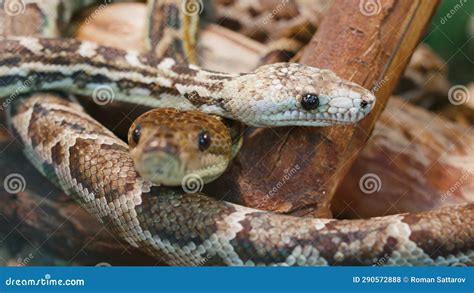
[263,115,364,126]
[273,119,355,126]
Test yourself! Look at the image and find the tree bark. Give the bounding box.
[333,97,474,218]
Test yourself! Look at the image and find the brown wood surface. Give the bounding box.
[0,4,48,37]
[333,97,474,218]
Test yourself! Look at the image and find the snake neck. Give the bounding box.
[156,59,242,116]
[0,37,240,117]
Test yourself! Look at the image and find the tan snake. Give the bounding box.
[2,0,474,266]
[0,35,375,127]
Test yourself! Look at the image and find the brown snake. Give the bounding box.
[2,0,474,266]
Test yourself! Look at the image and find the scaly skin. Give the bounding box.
[10,96,474,266]
[128,108,233,186]
[0,37,375,127]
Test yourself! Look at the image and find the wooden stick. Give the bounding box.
[333,97,474,219]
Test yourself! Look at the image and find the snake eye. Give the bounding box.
[132,124,142,144]
[301,93,320,110]
[198,130,211,151]
[360,100,369,109]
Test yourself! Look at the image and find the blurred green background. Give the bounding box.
[425,0,473,84]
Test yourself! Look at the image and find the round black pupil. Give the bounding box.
[302,93,320,110]
[360,100,368,108]
[132,125,141,144]
[198,130,211,151]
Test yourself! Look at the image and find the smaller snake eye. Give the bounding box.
[198,130,211,151]
[301,93,320,111]
[132,124,142,144]
[360,100,369,109]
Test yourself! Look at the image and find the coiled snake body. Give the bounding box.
[2,0,474,266]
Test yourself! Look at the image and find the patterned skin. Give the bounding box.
[10,96,474,266]
[128,108,232,186]
[0,37,375,127]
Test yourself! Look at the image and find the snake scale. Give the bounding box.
[2,0,474,266]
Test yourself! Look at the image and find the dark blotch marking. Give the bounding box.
[184,92,229,114]
[184,91,202,106]
[218,17,242,31]
[95,46,127,64]
[261,50,296,64]
[59,120,87,132]
[231,215,290,265]
[134,191,235,255]
[51,142,64,165]
[171,64,198,76]
[164,4,181,29]
[248,7,261,17]
[100,143,128,152]
[150,86,180,98]
[71,71,111,89]
[381,236,398,259]
[0,56,22,67]
[207,74,233,81]
[38,38,81,54]
[401,214,452,260]
[28,103,49,148]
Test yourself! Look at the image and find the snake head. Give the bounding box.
[128,108,232,187]
[229,63,376,127]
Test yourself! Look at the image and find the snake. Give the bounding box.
[0,36,375,127]
[212,0,330,65]
[2,0,474,266]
